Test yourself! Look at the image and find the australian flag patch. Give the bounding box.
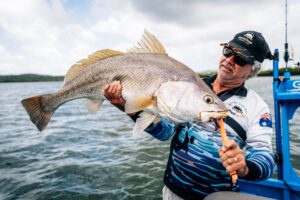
[259,113,272,128]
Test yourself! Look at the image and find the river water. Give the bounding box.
[0,77,299,200]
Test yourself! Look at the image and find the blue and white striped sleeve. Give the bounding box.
[144,119,178,141]
[243,102,275,181]
[243,148,275,181]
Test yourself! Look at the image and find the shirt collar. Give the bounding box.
[203,74,248,97]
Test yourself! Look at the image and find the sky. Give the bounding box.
[0,0,300,75]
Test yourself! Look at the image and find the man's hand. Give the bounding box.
[218,140,249,177]
[104,81,126,111]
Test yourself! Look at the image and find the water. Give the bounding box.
[0,77,299,200]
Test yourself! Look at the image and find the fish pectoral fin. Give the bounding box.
[85,98,104,113]
[132,112,158,136]
[125,96,156,114]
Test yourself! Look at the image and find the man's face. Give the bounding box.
[217,52,253,86]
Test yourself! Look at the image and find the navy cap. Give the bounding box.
[226,31,272,63]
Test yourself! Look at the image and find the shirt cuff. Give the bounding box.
[242,160,261,181]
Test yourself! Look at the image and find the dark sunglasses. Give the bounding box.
[222,47,252,66]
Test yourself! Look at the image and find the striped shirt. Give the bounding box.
[145,75,275,199]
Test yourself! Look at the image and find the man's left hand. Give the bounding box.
[218,140,249,177]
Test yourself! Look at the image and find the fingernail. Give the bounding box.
[222,146,226,151]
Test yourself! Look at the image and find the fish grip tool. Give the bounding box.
[217,118,238,186]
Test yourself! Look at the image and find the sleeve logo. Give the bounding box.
[259,113,272,128]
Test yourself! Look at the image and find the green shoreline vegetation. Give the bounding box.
[199,67,300,78]
[0,74,64,82]
[1,67,300,82]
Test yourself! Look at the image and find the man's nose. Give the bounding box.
[225,55,235,64]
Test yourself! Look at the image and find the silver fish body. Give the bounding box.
[21,31,228,134]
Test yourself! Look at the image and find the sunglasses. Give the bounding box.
[222,47,253,66]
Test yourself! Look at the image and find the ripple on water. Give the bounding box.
[1,79,300,199]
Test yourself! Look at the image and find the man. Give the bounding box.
[104,31,275,199]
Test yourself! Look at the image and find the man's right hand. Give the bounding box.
[104,81,126,111]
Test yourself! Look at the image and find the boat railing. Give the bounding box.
[239,49,300,200]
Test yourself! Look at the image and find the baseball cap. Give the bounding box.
[223,31,272,63]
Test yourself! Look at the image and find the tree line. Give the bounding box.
[1,67,300,82]
[199,67,300,78]
[0,74,64,82]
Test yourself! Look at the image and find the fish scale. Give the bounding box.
[21,30,228,134]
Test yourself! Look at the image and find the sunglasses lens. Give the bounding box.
[234,55,249,66]
[222,47,250,66]
[222,48,234,58]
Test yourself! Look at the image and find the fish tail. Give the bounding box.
[21,95,53,131]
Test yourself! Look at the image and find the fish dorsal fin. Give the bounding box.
[64,49,123,84]
[127,30,167,55]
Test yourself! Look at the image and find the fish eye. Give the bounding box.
[203,95,214,104]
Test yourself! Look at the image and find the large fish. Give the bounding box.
[21,30,228,135]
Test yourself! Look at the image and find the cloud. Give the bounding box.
[0,0,300,75]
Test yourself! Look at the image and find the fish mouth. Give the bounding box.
[200,110,229,122]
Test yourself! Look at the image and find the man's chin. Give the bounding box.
[219,71,233,81]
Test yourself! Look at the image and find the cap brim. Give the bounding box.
[227,42,255,63]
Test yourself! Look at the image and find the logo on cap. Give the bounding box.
[238,32,254,45]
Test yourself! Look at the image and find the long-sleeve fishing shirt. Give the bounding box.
[145,75,275,199]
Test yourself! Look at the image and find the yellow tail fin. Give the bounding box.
[21,96,53,131]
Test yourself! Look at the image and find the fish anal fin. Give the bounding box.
[85,98,104,113]
[132,112,158,136]
[64,49,123,84]
[125,96,156,114]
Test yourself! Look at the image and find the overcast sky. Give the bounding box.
[1,0,300,75]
